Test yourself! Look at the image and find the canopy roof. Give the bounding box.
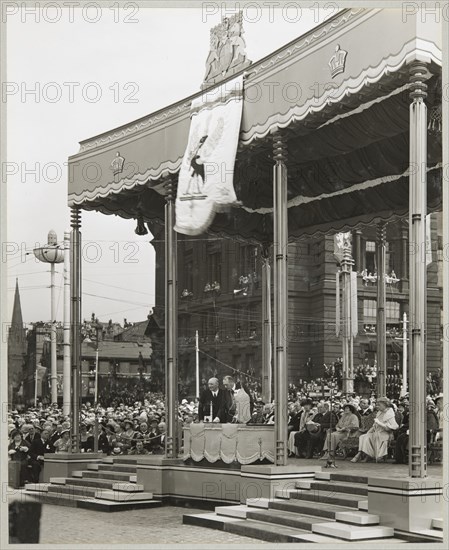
[68,8,442,242]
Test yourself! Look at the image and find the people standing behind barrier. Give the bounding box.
[198,377,226,422]
[222,375,254,423]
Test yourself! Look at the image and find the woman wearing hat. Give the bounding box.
[8,430,31,487]
[54,429,72,453]
[352,397,398,462]
[320,404,359,461]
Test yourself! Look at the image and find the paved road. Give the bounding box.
[35,502,267,545]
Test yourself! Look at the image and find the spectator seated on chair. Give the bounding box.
[352,397,398,463]
[321,404,359,461]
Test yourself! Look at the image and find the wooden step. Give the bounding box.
[312,521,394,540]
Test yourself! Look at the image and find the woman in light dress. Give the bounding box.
[352,397,398,462]
[320,404,359,461]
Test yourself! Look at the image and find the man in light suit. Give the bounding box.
[198,378,226,422]
[222,375,254,423]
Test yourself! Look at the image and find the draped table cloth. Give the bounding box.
[183,423,275,464]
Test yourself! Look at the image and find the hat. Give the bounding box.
[123,418,133,428]
[376,397,392,407]
[343,403,357,414]
[60,428,70,436]
[434,393,443,403]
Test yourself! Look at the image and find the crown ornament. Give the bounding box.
[329,45,347,78]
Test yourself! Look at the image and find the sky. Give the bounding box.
[5,2,333,326]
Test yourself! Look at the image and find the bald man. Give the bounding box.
[198,378,226,423]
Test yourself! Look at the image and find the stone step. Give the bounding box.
[246,508,329,531]
[412,529,443,539]
[284,489,366,509]
[47,484,98,498]
[335,511,379,525]
[312,521,394,540]
[71,471,84,478]
[246,498,283,509]
[48,477,67,485]
[86,464,100,471]
[24,483,49,493]
[80,470,136,482]
[269,498,355,520]
[314,472,331,481]
[215,505,250,519]
[98,464,137,473]
[431,518,443,530]
[359,500,368,511]
[102,457,114,464]
[94,489,154,502]
[64,478,143,492]
[300,480,368,496]
[328,473,369,485]
[111,457,138,464]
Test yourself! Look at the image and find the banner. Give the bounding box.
[333,232,352,264]
[175,75,243,235]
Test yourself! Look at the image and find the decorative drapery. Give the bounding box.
[184,423,275,464]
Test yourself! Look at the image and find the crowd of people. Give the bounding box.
[8,371,444,487]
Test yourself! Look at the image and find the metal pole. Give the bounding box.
[50,262,58,404]
[195,330,199,399]
[273,132,288,466]
[261,246,272,404]
[401,313,408,397]
[165,177,178,458]
[408,62,427,478]
[63,230,71,416]
[34,368,38,407]
[70,208,82,453]
[94,347,99,404]
[376,223,387,398]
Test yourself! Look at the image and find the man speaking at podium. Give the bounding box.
[198,378,226,423]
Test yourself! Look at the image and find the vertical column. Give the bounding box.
[376,223,387,398]
[70,208,81,452]
[408,62,428,478]
[261,243,272,404]
[165,176,179,458]
[272,131,288,466]
[353,230,362,272]
[401,226,409,281]
[63,230,71,417]
[341,242,354,395]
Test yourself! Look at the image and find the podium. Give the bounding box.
[183,423,275,464]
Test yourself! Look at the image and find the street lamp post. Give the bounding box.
[33,230,64,405]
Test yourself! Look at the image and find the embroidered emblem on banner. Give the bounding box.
[174,75,243,236]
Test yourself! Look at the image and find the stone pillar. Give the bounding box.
[272,131,288,466]
[376,223,387,398]
[261,244,272,404]
[341,242,354,395]
[165,176,179,458]
[408,62,428,478]
[353,230,362,272]
[70,208,81,452]
[401,226,409,281]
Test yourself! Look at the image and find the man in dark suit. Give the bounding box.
[198,378,226,422]
[28,428,53,483]
[222,375,254,423]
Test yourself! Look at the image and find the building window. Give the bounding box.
[364,299,377,320]
[365,241,376,273]
[386,301,400,322]
[207,251,221,283]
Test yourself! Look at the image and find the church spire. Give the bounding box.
[11,278,24,329]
